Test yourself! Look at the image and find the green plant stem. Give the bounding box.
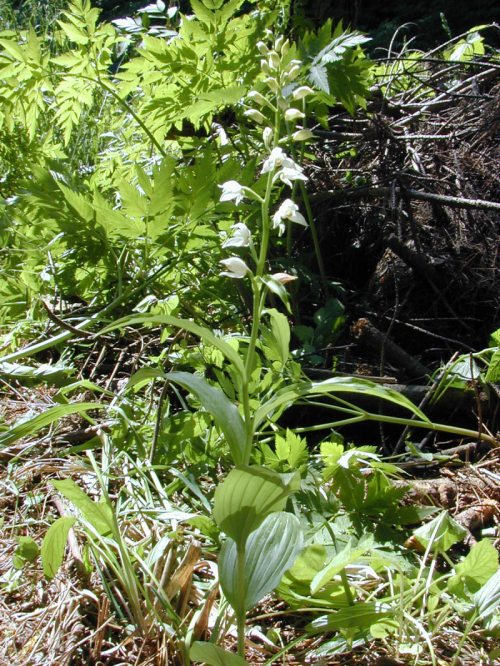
[236,544,246,658]
[451,611,477,666]
[340,568,355,606]
[84,71,168,160]
[287,132,329,300]
[262,634,305,666]
[291,405,495,444]
[298,179,329,300]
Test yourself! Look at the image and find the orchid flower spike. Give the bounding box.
[273,199,308,235]
[222,223,252,249]
[220,257,250,279]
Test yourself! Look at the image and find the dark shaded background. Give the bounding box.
[91,0,500,51]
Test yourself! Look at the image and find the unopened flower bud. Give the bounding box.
[269,51,280,70]
[293,85,314,100]
[248,90,267,106]
[274,35,284,53]
[287,64,300,81]
[244,109,266,125]
[285,59,301,73]
[281,39,290,56]
[285,108,305,122]
[257,41,269,56]
[264,77,279,94]
[272,272,297,285]
[292,129,314,141]
[263,127,273,150]
[260,58,270,75]
[265,29,273,40]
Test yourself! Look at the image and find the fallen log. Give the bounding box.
[352,317,431,381]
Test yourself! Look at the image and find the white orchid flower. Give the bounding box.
[286,64,301,81]
[269,51,280,70]
[277,165,308,187]
[261,147,297,174]
[219,181,246,203]
[220,257,250,279]
[263,127,273,150]
[244,109,266,124]
[292,129,314,141]
[264,77,280,94]
[248,91,267,106]
[285,108,305,122]
[293,86,314,100]
[257,41,269,56]
[274,36,285,52]
[272,199,308,235]
[222,223,252,249]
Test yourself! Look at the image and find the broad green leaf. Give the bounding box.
[282,543,327,588]
[190,642,248,666]
[125,367,166,392]
[413,511,467,552]
[448,539,499,598]
[198,85,246,106]
[41,516,76,580]
[166,371,246,466]
[474,570,500,620]
[213,466,300,548]
[51,479,114,536]
[310,536,373,595]
[15,536,39,563]
[57,20,90,44]
[308,377,431,422]
[370,618,399,638]
[99,315,245,377]
[260,276,291,312]
[308,63,329,93]
[486,349,500,383]
[189,0,216,26]
[55,182,93,222]
[0,403,107,449]
[254,376,431,431]
[254,386,303,430]
[219,512,303,611]
[266,308,290,367]
[275,430,308,470]
[307,602,393,634]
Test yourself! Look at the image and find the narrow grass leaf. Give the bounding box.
[307,602,394,634]
[99,315,245,377]
[0,403,107,449]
